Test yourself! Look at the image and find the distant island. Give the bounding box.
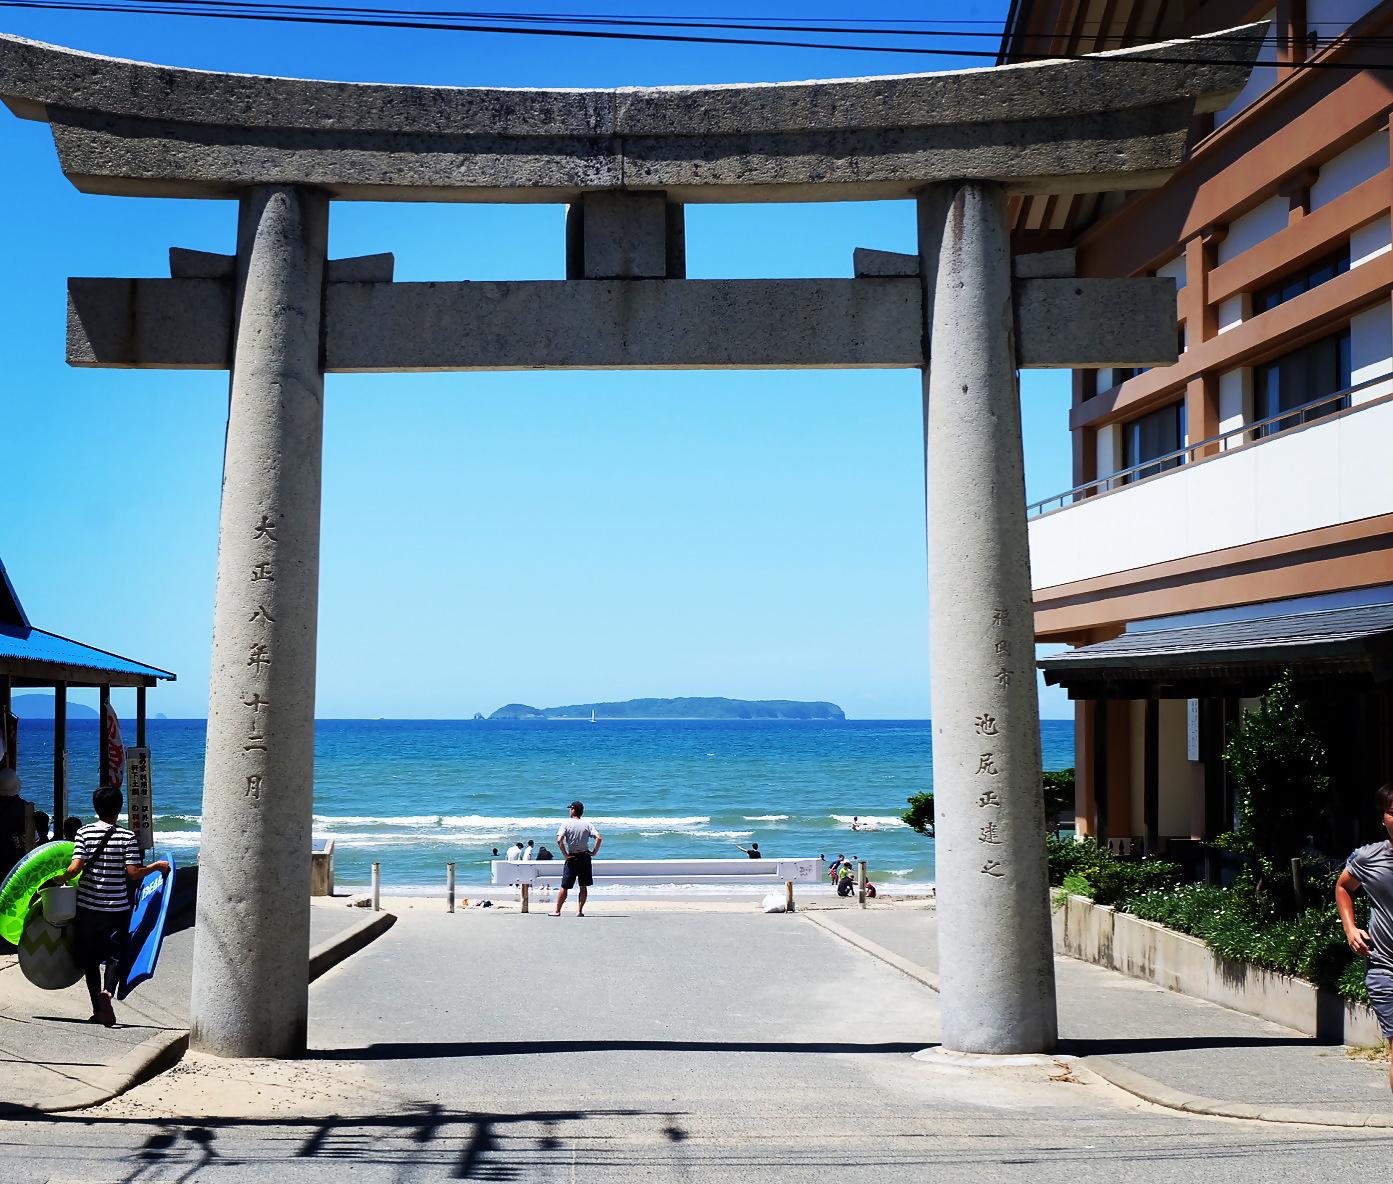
[11,694,99,720]
[490,697,845,721]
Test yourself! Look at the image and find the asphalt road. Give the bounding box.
[1,906,1390,1182]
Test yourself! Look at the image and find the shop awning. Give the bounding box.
[1040,602,1393,697]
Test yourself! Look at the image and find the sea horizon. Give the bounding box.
[13,717,1076,892]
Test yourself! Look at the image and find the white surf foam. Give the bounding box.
[829,815,907,829]
[743,815,789,821]
[312,814,711,831]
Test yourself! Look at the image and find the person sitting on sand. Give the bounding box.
[506,842,523,862]
[836,860,856,897]
[537,846,554,861]
[522,839,534,862]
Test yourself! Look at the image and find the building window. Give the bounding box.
[1253,247,1350,315]
[1112,366,1146,385]
[1253,328,1352,437]
[1121,400,1186,483]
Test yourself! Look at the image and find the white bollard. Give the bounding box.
[371,862,381,913]
[447,862,456,913]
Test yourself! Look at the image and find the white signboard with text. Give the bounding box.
[126,746,154,850]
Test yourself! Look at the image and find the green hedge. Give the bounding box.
[1045,836,1180,906]
[1046,840,1369,1004]
[1126,883,1365,1003]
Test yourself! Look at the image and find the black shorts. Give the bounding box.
[75,907,130,969]
[561,853,593,888]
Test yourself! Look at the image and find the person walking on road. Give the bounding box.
[1336,781,1393,1097]
[552,800,601,917]
[56,785,169,1027]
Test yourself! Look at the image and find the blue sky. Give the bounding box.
[0,2,1077,720]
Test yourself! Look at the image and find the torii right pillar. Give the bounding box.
[919,179,1057,1054]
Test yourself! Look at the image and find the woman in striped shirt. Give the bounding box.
[57,785,170,1027]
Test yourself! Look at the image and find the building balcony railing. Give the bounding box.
[1027,373,1391,520]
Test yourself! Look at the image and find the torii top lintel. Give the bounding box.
[0,25,1264,203]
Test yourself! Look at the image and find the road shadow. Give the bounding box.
[308,1038,927,1061]
[1060,1034,1337,1056]
[31,1015,161,1030]
[0,1102,684,1181]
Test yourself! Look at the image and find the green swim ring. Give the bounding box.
[0,841,76,945]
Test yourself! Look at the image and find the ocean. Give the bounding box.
[13,717,1075,894]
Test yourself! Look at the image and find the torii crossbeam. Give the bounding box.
[1,25,1264,1060]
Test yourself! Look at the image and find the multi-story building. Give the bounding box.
[1003,2,1393,864]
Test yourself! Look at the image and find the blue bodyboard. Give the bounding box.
[117,853,175,1000]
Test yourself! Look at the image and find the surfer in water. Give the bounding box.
[54,786,170,1027]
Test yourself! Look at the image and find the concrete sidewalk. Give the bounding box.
[810,905,1393,1125]
[0,897,372,1114]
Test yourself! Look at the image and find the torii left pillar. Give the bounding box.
[191,186,328,1057]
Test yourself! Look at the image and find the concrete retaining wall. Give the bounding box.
[1052,894,1384,1045]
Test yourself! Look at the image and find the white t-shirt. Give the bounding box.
[522,843,534,862]
[557,819,598,856]
[506,845,523,861]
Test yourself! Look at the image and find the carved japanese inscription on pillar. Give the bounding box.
[242,514,278,793]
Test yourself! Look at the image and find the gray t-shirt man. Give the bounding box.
[1346,840,1393,970]
[557,819,599,856]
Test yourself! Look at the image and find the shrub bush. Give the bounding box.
[1042,768,1075,823]
[1045,836,1180,906]
[1126,882,1366,1001]
[901,791,934,837]
[1219,671,1333,912]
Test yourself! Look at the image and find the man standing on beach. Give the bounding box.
[552,801,601,917]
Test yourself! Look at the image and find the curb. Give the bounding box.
[7,909,398,1116]
[1077,1054,1393,1129]
[802,911,1393,1129]
[309,910,396,982]
[800,911,941,992]
[5,1028,192,1116]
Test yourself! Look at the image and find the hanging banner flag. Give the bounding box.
[104,701,126,789]
[126,747,154,851]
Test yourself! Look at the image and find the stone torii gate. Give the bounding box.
[0,27,1260,1059]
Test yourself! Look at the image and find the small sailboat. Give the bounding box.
[589,709,598,724]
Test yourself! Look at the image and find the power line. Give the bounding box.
[0,0,1382,66]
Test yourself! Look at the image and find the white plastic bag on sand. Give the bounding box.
[761,893,787,913]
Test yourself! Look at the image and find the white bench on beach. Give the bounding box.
[491,857,825,912]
